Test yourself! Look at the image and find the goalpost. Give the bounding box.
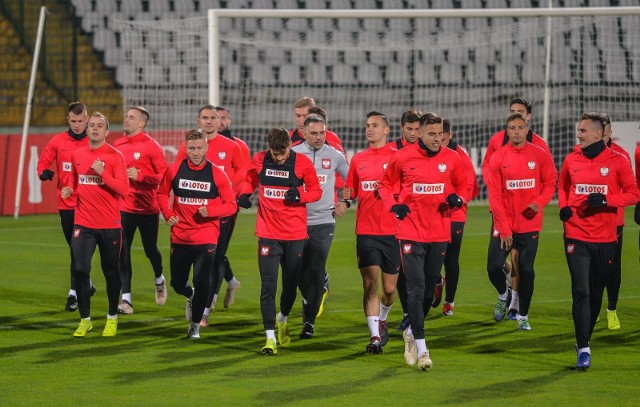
[115,5,640,199]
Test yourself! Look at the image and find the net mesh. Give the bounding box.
[115,12,640,198]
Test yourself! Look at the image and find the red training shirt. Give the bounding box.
[607,140,632,227]
[113,132,167,214]
[558,146,638,243]
[488,142,557,238]
[70,143,128,229]
[378,143,472,243]
[37,130,88,210]
[448,141,480,223]
[158,159,237,245]
[241,150,322,240]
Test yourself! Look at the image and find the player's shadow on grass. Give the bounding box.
[442,368,573,404]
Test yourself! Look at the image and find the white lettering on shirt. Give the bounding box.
[412,183,445,194]
[263,187,287,200]
[179,179,211,192]
[361,180,378,191]
[575,184,608,194]
[266,169,289,178]
[79,175,104,185]
[506,179,536,190]
[177,197,208,205]
[317,174,328,184]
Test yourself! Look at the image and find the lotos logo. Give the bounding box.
[322,159,331,169]
[179,179,211,192]
[317,174,328,184]
[402,243,412,254]
[263,187,286,199]
[600,167,609,176]
[62,162,72,172]
[177,197,208,205]
[79,175,104,185]
[438,163,447,173]
[361,180,378,191]
[506,178,535,190]
[260,245,270,256]
[218,151,227,160]
[575,184,608,195]
[527,161,536,170]
[413,183,444,194]
[266,168,289,178]
[134,152,141,160]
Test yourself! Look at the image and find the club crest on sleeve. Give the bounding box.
[73,229,81,238]
[402,243,412,254]
[260,245,270,256]
[527,161,536,170]
[133,152,141,160]
[566,244,575,254]
[322,159,331,169]
[600,167,609,176]
[438,163,447,173]
[218,151,227,160]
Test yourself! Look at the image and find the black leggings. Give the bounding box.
[170,244,216,324]
[443,221,465,304]
[70,226,122,318]
[119,212,163,294]
[605,225,623,310]
[59,209,76,290]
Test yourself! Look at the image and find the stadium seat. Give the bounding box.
[94,0,117,14]
[368,51,393,66]
[286,18,309,32]
[305,0,328,8]
[336,18,361,31]
[311,18,336,31]
[510,0,533,7]
[440,63,462,84]
[93,28,117,51]
[521,60,545,83]
[494,63,518,83]
[81,13,103,32]
[290,48,312,64]
[70,0,92,14]
[104,48,121,67]
[115,64,137,85]
[459,0,483,8]
[430,0,455,8]
[279,64,302,85]
[358,65,383,85]
[250,64,276,85]
[121,0,144,14]
[414,64,436,85]
[467,63,489,84]
[307,64,329,83]
[381,0,404,9]
[264,47,288,64]
[602,47,628,82]
[331,64,356,85]
[414,18,438,35]
[329,0,353,9]
[562,0,585,6]
[484,0,508,8]
[385,63,409,85]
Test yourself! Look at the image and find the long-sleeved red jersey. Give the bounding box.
[345,143,398,236]
[448,141,480,223]
[70,143,128,229]
[482,129,550,188]
[635,144,640,189]
[378,143,472,243]
[241,150,321,240]
[158,159,237,245]
[559,146,639,242]
[37,131,88,210]
[488,142,557,238]
[607,140,632,226]
[112,132,167,214]
[176,134,246,193]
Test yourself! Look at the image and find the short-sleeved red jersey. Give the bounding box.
[113,132,167,214]
[37,131,88,210]
[558,146,638,243]
[70,143,128,229]
[488,142,557,238]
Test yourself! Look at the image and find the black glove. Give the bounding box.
[522,207,537,220]
[237,194,252,209]
[39,169,54,181]
[634,202,640,225]
[390,204,410,220]
[586,193,607,208]
[446,193,463,208]
[559,206,573,222]
[284,186,301,202]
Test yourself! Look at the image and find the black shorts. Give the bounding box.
[356,234,400,274]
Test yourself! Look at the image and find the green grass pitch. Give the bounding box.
[1,205,639,406]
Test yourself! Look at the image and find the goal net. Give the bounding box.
[115,8,640,199]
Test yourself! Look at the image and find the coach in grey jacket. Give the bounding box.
[292,114,350,339]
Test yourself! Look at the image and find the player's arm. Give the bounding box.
[157,165,176,221]
[61,150,78,199]
[606,163,640,208]
[239,152,261,196]
[175,142,187,163]
[229,142,246,188]
[203,166,238,218]
[100,154,129,199]
[487,153,511,238]
[136,142,167,186]
[531,152,558,210]
[459,147,480,200]
[481,135,497,188]
[37,137,58,181]
[377,156,401,211]
[343,157,359,200]
[297,159,322,204]
[450,154,472,204]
